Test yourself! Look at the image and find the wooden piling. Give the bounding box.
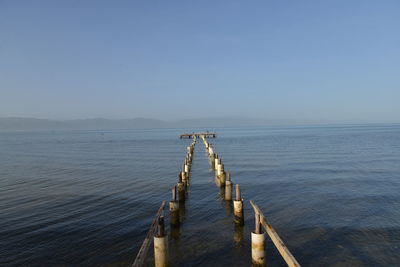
[234,184,243,225]
[225,180,232,201]
[184,164,190,173]
[251,232,265,267]
[180,171,188,182]
[214,157,219,170]
[252,213,265,266]
[219,171,226,186]
[208,146,214,156]
[235,184,241,201]
[255,213,261,234]
[177,182,185,202]
[154,216,168,267]
[217,163,224,176]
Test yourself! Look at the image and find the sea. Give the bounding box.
[1,124,399,266]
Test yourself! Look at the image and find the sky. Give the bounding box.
[0,0,399,122]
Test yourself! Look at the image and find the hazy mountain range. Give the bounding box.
[0,117,311,130]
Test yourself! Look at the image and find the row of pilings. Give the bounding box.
[200,135,266,266]
[134,134,300,267]
[154,137,197,267]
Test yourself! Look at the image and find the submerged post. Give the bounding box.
[225,172,232,201]
[234,184,244,225]
[154,216,168,267]
[184,163,190,173]
[214,156,219,170]
[251,213,265,266]
[180,171,188,183]
[177,181,185,202]
[219,171,226,186]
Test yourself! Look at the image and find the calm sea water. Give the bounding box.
[1,125,399,266]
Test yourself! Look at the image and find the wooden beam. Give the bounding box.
[250,200,301,267]
[132,201,166,267]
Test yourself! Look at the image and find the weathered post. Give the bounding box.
[184,163,190,173]
[154,216,168,267]
[217,163,224,176]
[219,171,226,187]
[214,157,220,171]
[208,146,214,156]
[177,181,185,202]
[180,171,188,183]
[252,213,265,266]
[225,172,232,201]
[234,184,244,225]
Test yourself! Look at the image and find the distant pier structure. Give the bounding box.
[180,132,216,139]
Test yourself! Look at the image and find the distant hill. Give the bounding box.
[0,117,317,131]
[0,117,168,130]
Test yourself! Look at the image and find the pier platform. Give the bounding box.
[179,132,216,139]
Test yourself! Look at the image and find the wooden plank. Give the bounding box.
[132,201,166,267]
[250,200,301,267]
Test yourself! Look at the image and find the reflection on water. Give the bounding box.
[0,125,400,266]
[234,223,245,246]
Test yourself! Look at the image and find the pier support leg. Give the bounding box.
[234,200,244,225]
[219,171,226,186]
[181,171,188,182]
[225,180,232,201]
[251,213,265,266]
[154,216,168,267]
[184,164,190,173]
[177,182,185,202]
[169,196,179,226]
[210,153,215,167]
[169,187,180,239]
[214,157,219,170]
[234,184,244,225]
[251,232,266,266]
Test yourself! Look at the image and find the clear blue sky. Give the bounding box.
[1,1,399,122]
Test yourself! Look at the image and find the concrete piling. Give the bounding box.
[180,171,188,183]
[234,184,244,225]
[214,157,220,170]
[225,172,232,201]
[184,164,190,173]
[208,146,214,156]
[177,182,185,202]
[251,213,265,266]
[219,171,226,186]
[217,163,224,176]
[154,216,168,267]
[251,232,265,266]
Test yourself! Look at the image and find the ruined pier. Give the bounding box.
[133,132,300,267]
